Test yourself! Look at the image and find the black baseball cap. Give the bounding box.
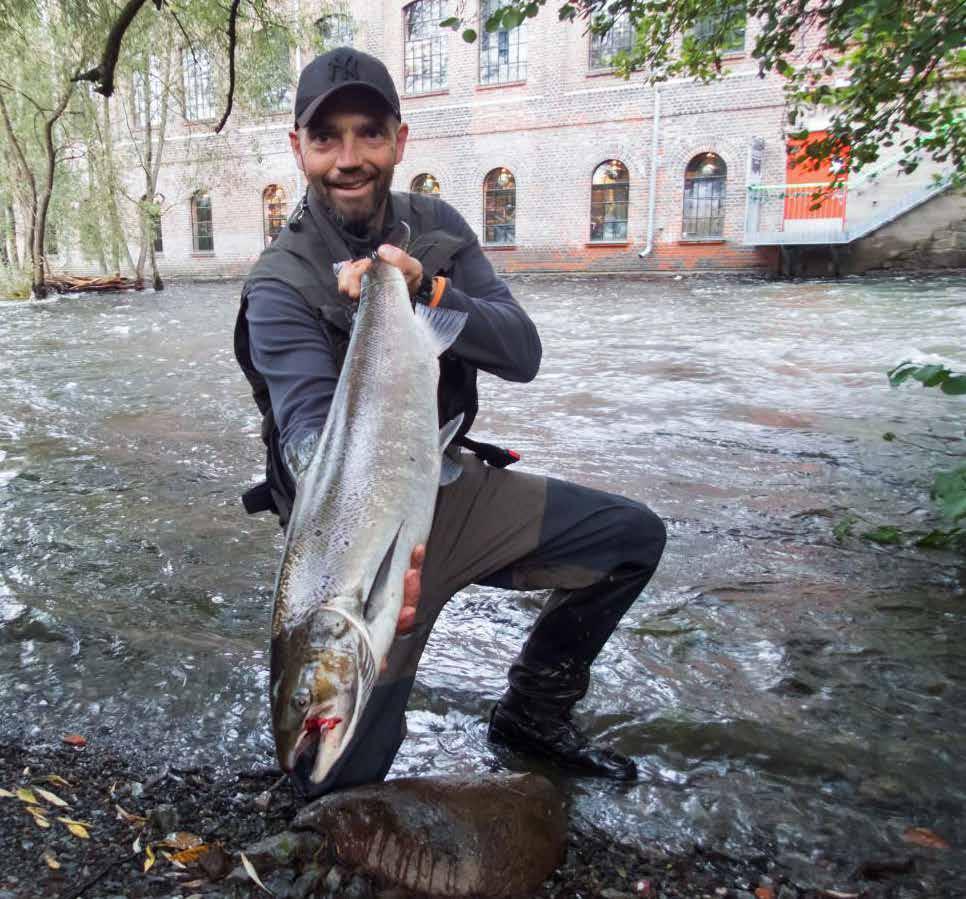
[294,47,401,128]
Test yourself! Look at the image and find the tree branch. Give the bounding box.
[214,0,241,133]
[73,0,157,97]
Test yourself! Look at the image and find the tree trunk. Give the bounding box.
[0,93,37,284]
[101,95,136,276]
[4,204,18,271]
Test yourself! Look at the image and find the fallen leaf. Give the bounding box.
[755,888,775,899]
[182,881,205,889]
[903,826,950,849]
[160,831,204,851]
[160,849,187,869]
[56,816,92,827]
[240,851,275,896]
[144,843,156,873]
[34,787,69,808]
[0,788,14,798]
[28,809,51,829]
[41,774,72,788]
[169,843,213,866]
[115,804,147,826]
[16,787,39,804]
[57,817,90,839]
[133,833,142,853]
[42,850,60,870]
[62,734,87,747]
[822,892,860,898]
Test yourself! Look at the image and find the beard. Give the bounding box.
[311,164,395,238]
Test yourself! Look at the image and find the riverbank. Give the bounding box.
[0,739,908,899]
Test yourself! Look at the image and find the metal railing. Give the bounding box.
[744,153,953,246]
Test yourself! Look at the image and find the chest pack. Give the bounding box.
[234,190,493,528]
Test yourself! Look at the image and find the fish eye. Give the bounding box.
[293,688,310,710]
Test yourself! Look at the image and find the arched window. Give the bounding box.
[483,167,516,245]
[263,185,287,245]
[590,159,629,241]
[410,173,441,196]
[682,153,726,238]
[190,190,214,252]
[404,0,450,95]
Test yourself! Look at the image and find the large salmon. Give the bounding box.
[269,243,465,786]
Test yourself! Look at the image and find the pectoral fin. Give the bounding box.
[416,304,468,356]
[363,523,402,624]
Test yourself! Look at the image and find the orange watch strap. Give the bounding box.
[428,276,447,308]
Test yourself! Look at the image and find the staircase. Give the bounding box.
[744,153,954,247]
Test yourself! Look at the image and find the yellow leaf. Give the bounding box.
[56,816,92,827]
[42,851,60,870]
[42,774,71,788]
[160,850,187,869]
[58,819,90,839]
[30,812,51,829]
[143,844,156,873]
[0,788,15,798]
[16,788,39,804]
[34,787,69,808]
[240,852,275,896]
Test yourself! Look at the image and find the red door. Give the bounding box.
[784,131,848,225]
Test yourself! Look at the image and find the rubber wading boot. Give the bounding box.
[488,694,638,781]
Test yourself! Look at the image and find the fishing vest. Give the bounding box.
[234,189,479,528]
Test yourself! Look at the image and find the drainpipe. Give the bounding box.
[294,46,304,196]
[639,86,660,259]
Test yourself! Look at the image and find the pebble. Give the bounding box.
[291,864,325,899]
[342,874,374,899]
[325,865,345,892]
[776,887,798,899]
[600,890,635,899]
[254,789,272,811]
[129,781,144,798]
[148,802,178,833]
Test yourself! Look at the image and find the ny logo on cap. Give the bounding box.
[328,52,360,83]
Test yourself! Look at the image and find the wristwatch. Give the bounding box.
[413,273,446,308]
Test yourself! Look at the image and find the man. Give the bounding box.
[234,47,666,798]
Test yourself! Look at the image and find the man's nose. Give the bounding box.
[335,135,362,169]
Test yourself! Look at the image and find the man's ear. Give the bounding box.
[289,130,305,173]
[394,122,409,166]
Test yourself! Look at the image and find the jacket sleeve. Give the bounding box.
[432,202,542,383]
[245,278,339,458]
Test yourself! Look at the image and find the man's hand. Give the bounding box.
[336,244,423,301]
[397,543,424,635]
[381,543,424,674]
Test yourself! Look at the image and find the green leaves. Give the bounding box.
[932,466,966,522]
[888,361,966,394]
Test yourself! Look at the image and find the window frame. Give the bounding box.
[682,153,727,240]
[262,185,287,246]
[483,167,517,246]
[589,159,630,243]
[410,173,442,196]
[403,0,450,96]
[182,48,215,122]
[588,11,633,71]
[692,5,746,55]
[479,0,527,86]
[190,190,215,253]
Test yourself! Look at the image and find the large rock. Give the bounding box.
[293,773,567,897]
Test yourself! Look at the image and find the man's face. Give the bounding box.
[289,88,408,234]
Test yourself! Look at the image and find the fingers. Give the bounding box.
[377,244,423,297]
[336,257,373,301]
[395,544,425,637]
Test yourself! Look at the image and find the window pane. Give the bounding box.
[479,0,527,84]
[411,173,441,195]
[484,168,515,244]
[589,11,633,69]
[263,186,287,246]
[682,155,726,238]
[590,160,629,241]
[252,28,292,113]
[693,5,745,53]
[183,49,214,121]
[317,11,354,48]
[133,57,164,128]
[192,193,214,252]
[404,0,449,95]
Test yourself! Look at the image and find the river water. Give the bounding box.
[1,274,964,892]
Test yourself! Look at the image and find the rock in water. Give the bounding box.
[293,773,567,897]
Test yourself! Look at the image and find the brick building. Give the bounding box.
[111,1,789,278]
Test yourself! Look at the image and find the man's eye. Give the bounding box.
[363,128,385,140]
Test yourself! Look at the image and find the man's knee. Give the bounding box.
[613,499,666,574]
